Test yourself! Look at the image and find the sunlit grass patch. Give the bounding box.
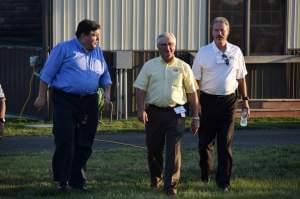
[0,146,299,198]
[3,117,300,136]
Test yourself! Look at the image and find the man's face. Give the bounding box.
[212,22,229,45]
[82,29,100,50]
[157,36,176,63]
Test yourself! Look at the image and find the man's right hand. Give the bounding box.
[191,118,200,135]
[137,110,148,124]
[34,95,46,111]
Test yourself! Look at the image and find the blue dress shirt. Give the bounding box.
[40,38,112,95]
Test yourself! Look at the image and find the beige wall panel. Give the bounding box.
[287,0,300,49]
[52,0,207,50]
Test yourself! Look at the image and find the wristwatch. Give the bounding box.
[0,118,5,123]
[242,96,249,101]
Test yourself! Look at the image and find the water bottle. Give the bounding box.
[240,108,248,127]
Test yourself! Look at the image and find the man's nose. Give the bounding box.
[166,45,172,51]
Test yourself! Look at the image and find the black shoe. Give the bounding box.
[201,170,210,183]
[165,188,177,196]
[164,184,178,196]
[69,183,87,192]
[56,181,67,191]
[218,185,230,192]
[223,186,229,192]
[201,176,210,183]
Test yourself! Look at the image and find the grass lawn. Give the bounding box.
[3,117,300,136]
[0,146,299,198]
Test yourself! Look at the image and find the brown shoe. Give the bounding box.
[151,179,163,189]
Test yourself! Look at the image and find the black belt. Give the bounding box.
[148,104,181,111]
[53,88,97,99]
[200,91,235,98]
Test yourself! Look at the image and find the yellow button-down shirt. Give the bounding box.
[134,57,198,107]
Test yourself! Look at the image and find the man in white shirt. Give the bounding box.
[192,17,250,192]
[0,84,6,138]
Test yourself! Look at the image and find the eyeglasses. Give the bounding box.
[159,42,175,47]
[222,54,229,65]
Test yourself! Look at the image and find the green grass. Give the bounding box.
[241,117,300,129]
[0,146,299,198]
[3,117,300,137]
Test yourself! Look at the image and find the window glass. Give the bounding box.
[210,0,285,55]
[250,0,285,55]
[210,0,244,51]
[0,0,42,46]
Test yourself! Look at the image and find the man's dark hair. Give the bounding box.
[75,19,101,38]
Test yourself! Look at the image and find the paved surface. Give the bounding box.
[0,128,299,154]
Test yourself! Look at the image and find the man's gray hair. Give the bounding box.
[156,32,176,45]
[212,17,230,28]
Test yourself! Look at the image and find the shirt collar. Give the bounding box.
[74,37,90,53]
[211,41,232,55]
[160,56,177,65]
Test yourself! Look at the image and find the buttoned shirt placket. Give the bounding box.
[162,63,169,107]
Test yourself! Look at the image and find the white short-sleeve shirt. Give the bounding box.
[192,41,247,95]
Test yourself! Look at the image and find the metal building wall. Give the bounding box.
[287,0,300,49]
[52,0,207,50]
[0,46,48,118]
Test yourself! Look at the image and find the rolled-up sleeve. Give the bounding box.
[40,44,64,85]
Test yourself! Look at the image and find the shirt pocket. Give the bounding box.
[228,56,239,69]
[92,59,105,75]
[168,67,183,87]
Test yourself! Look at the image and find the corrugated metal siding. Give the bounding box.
[0,47,48,118]
[52,0,207,50]
[102,52,300,117]
[102,50,197,116]
[287,0,300,49]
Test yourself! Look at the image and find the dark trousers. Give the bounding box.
[145,105,184,190]
[198,92,237,188]
[52,89,98,186]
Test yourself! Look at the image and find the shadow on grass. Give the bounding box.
[0,146,299,198]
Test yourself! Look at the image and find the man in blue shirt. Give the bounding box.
[34,19,112,191]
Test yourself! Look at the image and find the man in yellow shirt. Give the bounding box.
[134,32,199,196]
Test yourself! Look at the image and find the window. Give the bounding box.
[0,0,42,46]
[210,0,244,50]
[210,0,285,55]
[250,0,285,55]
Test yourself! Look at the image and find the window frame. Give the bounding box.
[207,0,287,56]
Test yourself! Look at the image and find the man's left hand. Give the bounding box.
[103,96,112,111]
[242,100,251,117]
